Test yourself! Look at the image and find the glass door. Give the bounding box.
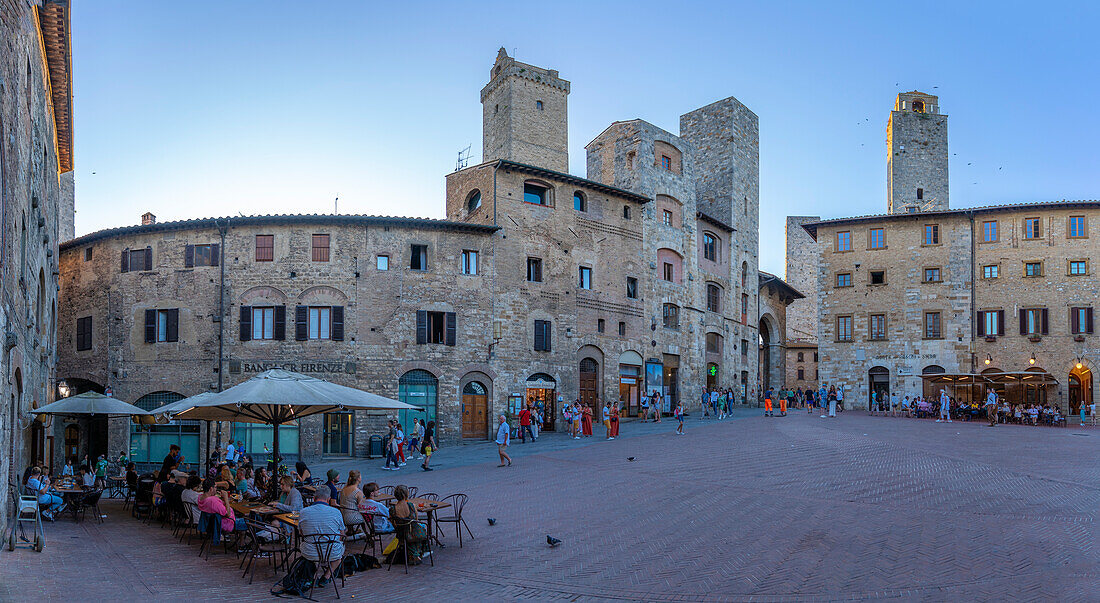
[323,411,353,456]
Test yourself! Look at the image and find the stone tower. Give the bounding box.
[480,48,570,172]
[887,91,948,214]
[784,215,820,343]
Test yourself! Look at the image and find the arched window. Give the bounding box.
[399,369,438,428]
[662,303,680,328]
[573,191,587,212]
[523,180,551,206]
[706,332,723,354]
[466,189,482,213]
[657,248,683,284]
[702,232,720,262]
[36,269,46,335]
[463,381,486,396]
[706,283,722,313]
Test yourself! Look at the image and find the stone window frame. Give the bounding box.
[662,210,673,226]
[868,269,887,286]
[922,311,943,340]
[1022,260,1043,278]
[1067,215,1088,239]
[1067,258,1089,277]
[662,303,680,330]
[922,223,941,246]
[835,315,853,343]
[466,189,483,214]
[1023,217,1043,240]
[834,272,852,288]
[835,231,852,253]
[982,264,1000,279]
[868,228,886,250]
[75,315,92,351]
[523,180,554,207]
[797,351,805,362]
[922,266,943,284]
[573,190,587,213]
[868,313,888,341]
[578,265,593,290]
[409,243,430,271]
[797,368,805,380]
[981,220,999,243]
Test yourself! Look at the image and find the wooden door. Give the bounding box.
[580,358,599,414]
[462,381,488,439]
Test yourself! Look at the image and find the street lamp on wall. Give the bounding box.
[1028,354,1036,366]
[984,355,992,366]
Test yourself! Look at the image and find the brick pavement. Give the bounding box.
[2,412,1097,602]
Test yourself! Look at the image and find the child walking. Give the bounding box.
[674,401,684,435]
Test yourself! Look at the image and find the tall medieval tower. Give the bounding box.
[887,91,948,214]
[481,48,570,172]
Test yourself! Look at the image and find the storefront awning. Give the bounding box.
[920,371,1059,386]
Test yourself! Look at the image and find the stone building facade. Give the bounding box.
[1,0,74,531]
[55,48,794,465]
[758,272,803,393]
[784,215,820,389]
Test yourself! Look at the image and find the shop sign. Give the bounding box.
[229,359,356,375]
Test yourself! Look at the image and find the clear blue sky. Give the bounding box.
[71,1,1099,277]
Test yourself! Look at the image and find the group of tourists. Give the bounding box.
[558,399,624,440]
[382,418,438,472]
[699,388,737,419]
[863,388,1076,427]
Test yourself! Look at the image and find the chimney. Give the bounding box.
[141,212,156,225]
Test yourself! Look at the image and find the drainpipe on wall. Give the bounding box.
[213,218,229,466]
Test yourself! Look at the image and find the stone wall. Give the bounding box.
[480,48,569,173]
[785,215,820,343]
[785,344,818,391]
[887,92,949,214]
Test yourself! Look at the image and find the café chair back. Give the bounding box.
[435,493,473,548]
[301,533,346,599]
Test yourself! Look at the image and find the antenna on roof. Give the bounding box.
[456,145,472,171]
[334,194,339,214]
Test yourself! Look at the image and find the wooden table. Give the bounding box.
[274,512,300,529]
[106,476,126,499]
[53,486,86,521]
[229,500,280,518]
[406,498,451,548]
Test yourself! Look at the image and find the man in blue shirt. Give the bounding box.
[26,467,65,521]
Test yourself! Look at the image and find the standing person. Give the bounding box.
[383,420,400,470]
[674,401,684,435]
[581,402,594,437]
[395,422,407,466]
[532,406,542,439]
[652,391,663,423]
[610,403,620,439]
[519,405,535,443]
[562,403,574,439]
[779,390,788,416]
[420,420,437,471]
[573,401,583,438]
[408,419,423,459]
[602,401,612,440]
[836,385,845,412]
[985,388,999,427]
[826,386,838,418]
[495,414,512,467]
[225,440,235,464]
[641,393,651,422]
[764,388,774,417]
[235,441,244,463]
[158,444,184,481]
[936,389,953,423]
[93,455,109,489]
[868,390,877,416]
[710,389,720,418]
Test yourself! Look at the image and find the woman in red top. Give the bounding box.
[581,404,593,437]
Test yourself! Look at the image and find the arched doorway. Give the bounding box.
[526,373,557,431]
[868,366,890,410]
[922,365,946,400]
[1069,364,1092,417]
[579,357,600,413]
[759,314,781,393]
[462,381,489,439]
[398,370,438,433]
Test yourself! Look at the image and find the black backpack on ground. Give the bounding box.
[271,557,316,598]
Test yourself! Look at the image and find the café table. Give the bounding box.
[406,497,451,549]
[229,500,280,519]
[53,485,86,521]
[106,476,126,499]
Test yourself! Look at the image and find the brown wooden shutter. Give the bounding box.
[1040,308,1049,335]
[274,305,286,340]
[121,249,130,273]
[1087,307,1095,334]
[210,244,219,267]
[166,309,179,342]
[976,312,985,337]
[1071,308,1079,334]
[1019,309,1027,335]
[144,309,156,343]
[185,245,195,268]
[445,312,456,346]
[533,320,544,351]
[997,310,1005,336]
[295,306,308,341]
[416,310,427,344]
[240,306,252,341]
[144,246,153,270]
[331,306,344,341]
[544,320,552,351]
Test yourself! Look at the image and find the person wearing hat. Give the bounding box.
[323,469,340,500]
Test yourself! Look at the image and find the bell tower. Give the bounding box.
[887,91,949,214]
[480,48,570,173]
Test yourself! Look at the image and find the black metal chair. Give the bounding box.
[378,485,396,496]
[435,493,473,548]
[240,519,291,584]
[179,501,200,544]
[360,511,394,557]
[75,490,104,523]
[418,492,439,501]
[197,511,230,559]
[387,511,432,573]
[301,533,347,599]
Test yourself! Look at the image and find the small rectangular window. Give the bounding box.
[741,339,748,358]
[462,250,478,275]
[311,234,330,262]
[741,293,748,324]
[703,234,718,262]
[983,264,1000,279]
[923,311,942,339]
[1024,217,1042,239]
[255,235,274,262]
[662,210,673,226]
[836,231,851,252]
[597,319,605,333]
[662,262,674,282]
[705,333,722,354]
[923,267,941,283]
[869,228,885,249]
[410,244,428,270]
[626,277,638,299]
[980,310,1001,337]
[376,255,389,271]
[1068,215,1087,238]
[156,309,179,343]
[797,368,805,380]
[527,257,543,282]
[706,284,721,313]
[869,313,886,340]
[835,273,852,287]
[1069,260,1087,276]
[1021,308,1047,336]
[836,315,852,342]
[536,100,544,110]
[662,304,679,329]
[533,319,552,351]
[523,182,548,206]
[193,244,216,267]
[916,187,924,200]
[578,266,592,289]
[1070,307,1093,334]
[618,322,626,337]
[870,270,886,285]
[661,155,672,171]
[76,316,92,351]
[128,248,150,271]
[923,224,939,245]
[623,205,631,219]
[1024,261,1042,277]
[84,247,93,262]
[983,221,998,242]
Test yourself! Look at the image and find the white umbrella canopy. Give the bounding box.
[32,391,149,417]
[173,369,421,425]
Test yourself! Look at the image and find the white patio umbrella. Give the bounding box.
[32,391,149,418]
[174,369,421,465]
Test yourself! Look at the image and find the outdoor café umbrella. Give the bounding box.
[173,369,422,467]
[32,391,149,418]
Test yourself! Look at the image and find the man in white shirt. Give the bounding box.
[225,441,236,464]
[937,389,952,423]
[495,414,512,467]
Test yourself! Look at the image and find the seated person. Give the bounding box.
[26,467,65,521]
[235,466,257,499]
[324,469,340,501]
[272,476,303,513]
[216,463,234,488]
[298,488,345,587]
[161,471,188,510]
[292,462,312,486]
[180,475,203,524]
[197,477,246,532]
[390,485,425,563]
[360,481,393,533]
[253,467,270,495]
[79,465,96,488]
[336,470,366,535]
[125,462,138,489]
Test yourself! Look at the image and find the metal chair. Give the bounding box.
[378,485,396,496]
[405,486,419,498]
[418,492,439,501]
[360,511,394,557]
[387,511,432,573]
[75,490,104,524]
[301,533,347,599]
[179,501,200,544]
[435,493,473,548]
[240,519,291,584]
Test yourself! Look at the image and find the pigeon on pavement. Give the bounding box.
[627,457,635,462]
[487,518,496,526]
[547,535,562,547]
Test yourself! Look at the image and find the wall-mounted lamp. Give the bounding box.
[1075,356,1084,370]
[1028,354,1036,365]
[984,355,992,366]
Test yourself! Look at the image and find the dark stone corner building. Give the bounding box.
[50,48,801,466]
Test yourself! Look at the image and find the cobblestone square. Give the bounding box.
[2,412,1097,601]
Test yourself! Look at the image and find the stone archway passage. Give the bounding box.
[1068,365,1092,416]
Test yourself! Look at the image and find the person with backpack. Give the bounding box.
[298,488,345,588]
